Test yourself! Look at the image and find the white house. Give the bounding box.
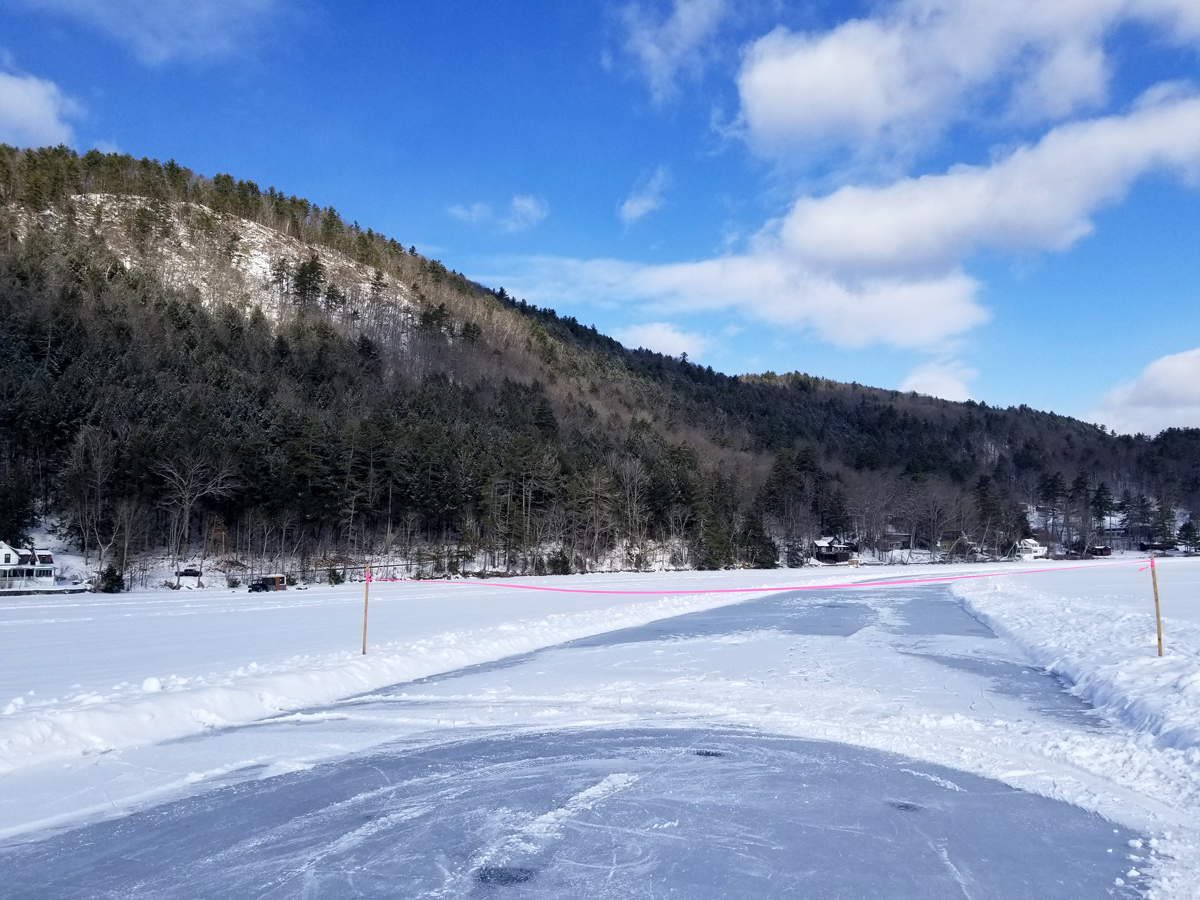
[0,541,57,592]
[1015,538,1047,561]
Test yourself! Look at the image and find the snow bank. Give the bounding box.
[0,590,770,775]
[953,558,1200,755]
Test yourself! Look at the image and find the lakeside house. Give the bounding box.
[1016,538,1047,561]
[812,538,854,564]
[0,541,56,592]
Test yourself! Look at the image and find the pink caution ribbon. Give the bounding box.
[363,558,1144,595]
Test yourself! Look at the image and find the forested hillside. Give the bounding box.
[2,146,1197,584]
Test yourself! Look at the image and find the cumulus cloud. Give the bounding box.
[618,166,671,225]
[736,0,1200,157]
[487,254,984,349]
[612,321,709,357]
[493,89,1200,351]
[0,71,77,147]
[776,89,1200,273]
[449,196,549,233]
[622,0,727,104]
[899,359,977,402]
[23,0,278,64]
[1094,347,1200,435]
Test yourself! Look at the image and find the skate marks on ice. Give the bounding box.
[567,590,874,646]
[567,585,1094,726]
[0,728,1141,899]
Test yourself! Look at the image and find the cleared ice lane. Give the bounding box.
[0,586,1155,898]
[0,728,1140,900]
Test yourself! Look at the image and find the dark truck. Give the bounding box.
[248,574,287,593]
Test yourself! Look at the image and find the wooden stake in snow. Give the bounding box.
[362,564,370,656]
[1151,556,1163,657]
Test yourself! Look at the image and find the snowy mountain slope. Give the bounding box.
[13,193,416,323]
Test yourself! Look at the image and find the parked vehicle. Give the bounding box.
[248,574,287,592]
[176,568,201,578]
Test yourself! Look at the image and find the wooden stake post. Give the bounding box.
[1150,556,1163,657]
[362,564,370,655]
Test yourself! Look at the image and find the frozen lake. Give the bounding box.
[0,584,1149,898]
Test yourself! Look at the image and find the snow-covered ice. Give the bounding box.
[954,558,1200,750]
[2,559,1199,897]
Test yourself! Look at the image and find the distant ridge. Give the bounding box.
[1,145,1196,582]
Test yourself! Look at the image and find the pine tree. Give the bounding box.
[737,507,778,569]
[1091,482,1114,526]
[1177,519,1198,553]
[1152,500,1176,546]
[98,564,124,593]
[0,464,37,545]
[292,254,325,306]
[1124,495,1153,541]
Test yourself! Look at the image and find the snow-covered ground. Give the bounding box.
[0,569,866,776]
[2,559,1199,897]
[954,558,1200,752]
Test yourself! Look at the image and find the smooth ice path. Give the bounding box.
[2,582,1186,898]
[1,729,1140,900]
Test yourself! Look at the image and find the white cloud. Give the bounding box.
[623,0,727,104]
[492,89,1200,351]
[736,0,1200,158]
[618,166,671,225]
[502,195,549,232]
[1008,38,1108,123]
[0,71,77,147]
[1094,347,1200,435]
[899,359,977,402]
[486,253,985,350]
[24,0,278,64]
[448,202,491,225]
[613,321,709,357]
[449,196,549,233]
[776,89,1200,273]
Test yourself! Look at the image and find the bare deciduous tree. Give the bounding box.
[56,427,117,575]
[153,454,237,584]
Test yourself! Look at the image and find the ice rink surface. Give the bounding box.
[1,727,1139,899]
[5,573,1189,898]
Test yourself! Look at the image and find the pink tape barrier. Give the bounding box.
[362,558,1146,596]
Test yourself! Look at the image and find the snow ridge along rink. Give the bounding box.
[0,570,856,776]
[2,559,1200,897]
[0,562,1128,777]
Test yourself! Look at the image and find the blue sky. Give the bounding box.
[3,1,1200,434]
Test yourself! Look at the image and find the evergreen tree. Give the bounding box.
[1091,482,1115,525]
[974,476,1002,535]
[1177,518,1198,553]
[1037,471,1067,509]
[98,564,124,593]
[0,465,37,546]
[292,254,325,306]
[1124,495,1153,541]
[1069,473,1091,502]
[737,507,778,569]
[1152,500,1177,545]
[693,505,734,570]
